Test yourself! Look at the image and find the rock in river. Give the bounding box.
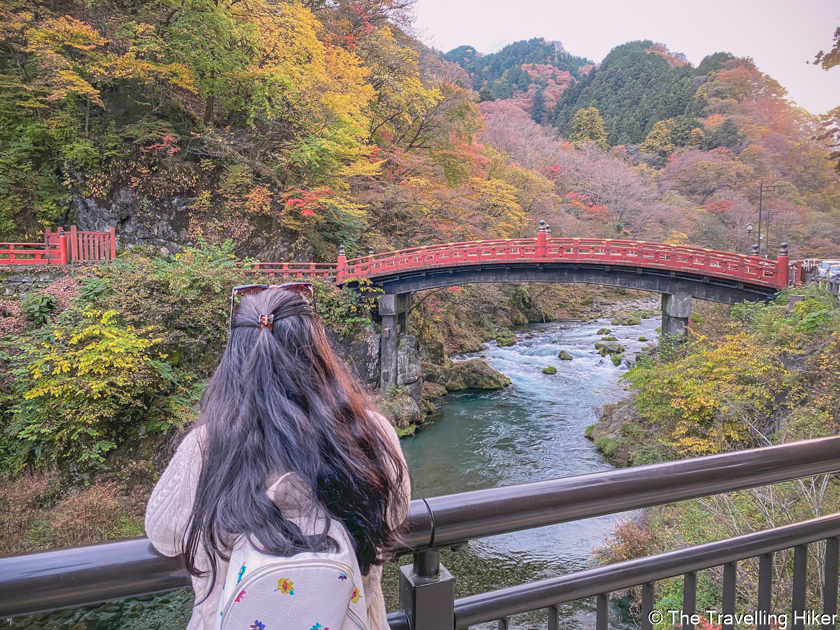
[424,359,512,391]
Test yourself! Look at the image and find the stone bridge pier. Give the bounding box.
[661,293,692,337]
[378,293,418,396]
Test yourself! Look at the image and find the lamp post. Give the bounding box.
[746,222,754,254]
[757,183,785,257]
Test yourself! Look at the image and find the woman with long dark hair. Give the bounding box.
[145,285,410,630]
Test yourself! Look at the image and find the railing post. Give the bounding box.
[109,226,116,260]
[56,232,68,265]
[777,243,789,288]
[399,549,455,630]
[337,244,347,284]
[70,225,78,263]
[536,220,547,259]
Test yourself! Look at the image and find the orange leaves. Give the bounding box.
[705,199,734,214]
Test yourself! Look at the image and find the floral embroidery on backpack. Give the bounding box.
[338,572,347,581]
[237,564,246,583]
[276,578,295,595]
[235,590,246,603]
[309,624,330,630]
[351,586,360,603]
[250,621,265,630]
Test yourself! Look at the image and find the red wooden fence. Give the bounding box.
[0,226,115,266]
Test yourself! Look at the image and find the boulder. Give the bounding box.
[494,330,517,347]
[424,359,511,391]
[596,328,611,335]
[611,312,642,326]
[373,393,423,432]
[542,366,557,374]
[595,341,626,356]
[421,381,448,400]
[558,350,574,361]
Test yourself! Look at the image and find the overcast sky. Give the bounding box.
[412,0,840,115]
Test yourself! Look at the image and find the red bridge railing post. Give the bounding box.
[337,244,347,283]
[537,220,547,259]
[777,243,789,288]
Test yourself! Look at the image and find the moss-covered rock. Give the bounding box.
[509,308,528,325]
[421,381,448,400]
[373,393,423,432]
[424,359,511,391]
[494,329,517,347]
[610,354,623,366]
[595,341,626,356]
[602,336,618,341]
[558,350,574,360]
[542,366,557,374]
[638,336,648,342]
[611,312,642,326]
[596,328,611,335]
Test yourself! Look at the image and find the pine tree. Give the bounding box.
[531,88,545,124]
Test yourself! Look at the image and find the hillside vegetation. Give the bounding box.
[587,285,840,626]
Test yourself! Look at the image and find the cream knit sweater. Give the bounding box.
[145,413,410,630]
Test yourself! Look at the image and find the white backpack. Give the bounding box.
[214,517,370,630]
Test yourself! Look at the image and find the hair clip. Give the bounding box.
[259,313,274,332]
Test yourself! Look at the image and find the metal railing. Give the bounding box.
[2,437,840,628]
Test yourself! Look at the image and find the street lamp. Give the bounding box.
[757,183,785,257]
[746,222,754,246]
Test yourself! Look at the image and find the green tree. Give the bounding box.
[568,107,608,150]
[531,88,545,124]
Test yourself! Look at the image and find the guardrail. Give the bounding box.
[2,437,840,627]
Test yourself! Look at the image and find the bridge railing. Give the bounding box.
[1,437,840,627]
[338,238,789,289]
[250,262,337,279]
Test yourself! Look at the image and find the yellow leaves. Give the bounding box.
[626,332,789,456]
[25,17,111,106]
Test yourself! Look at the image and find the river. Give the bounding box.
[382,315,661,629]
[13,315,660,630]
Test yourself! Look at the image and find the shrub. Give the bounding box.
[21,294,56,326]
[7,308,175,468]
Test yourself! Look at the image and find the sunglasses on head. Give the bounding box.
[229,283,316,331]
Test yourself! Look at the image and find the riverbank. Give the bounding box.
[584,285,840,626]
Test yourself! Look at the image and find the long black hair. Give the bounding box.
[182,287,407,589]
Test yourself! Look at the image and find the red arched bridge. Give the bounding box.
[254,227,793,304]
[254,224,797,392]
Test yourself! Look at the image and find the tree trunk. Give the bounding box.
[203,96,215,125]
[85,98,90,133]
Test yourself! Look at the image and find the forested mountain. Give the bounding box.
[444,38,592,115]
[552,40,708,145]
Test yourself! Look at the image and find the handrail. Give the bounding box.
[1,437,840,619]
[416,435,840,549]
[454,512,840,628]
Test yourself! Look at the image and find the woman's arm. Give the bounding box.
[144,426,206,557]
